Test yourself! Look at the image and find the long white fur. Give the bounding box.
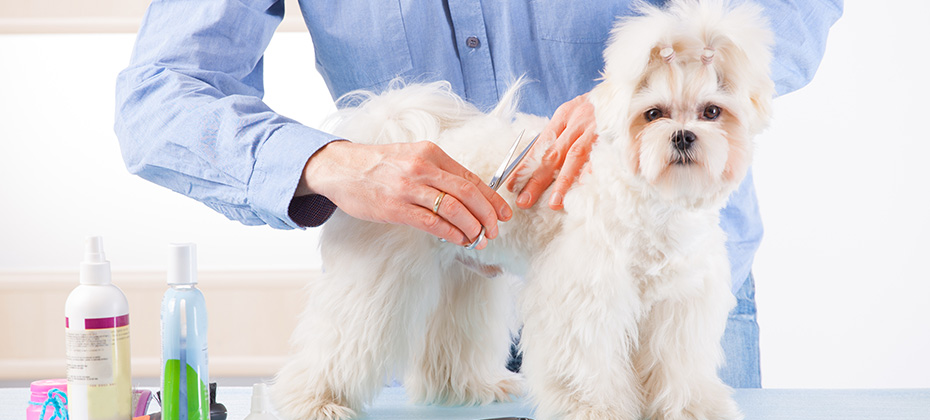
[273,1,774,419]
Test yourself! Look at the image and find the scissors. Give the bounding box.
[463,129,539,250]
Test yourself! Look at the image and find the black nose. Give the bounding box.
[672,130,696,151]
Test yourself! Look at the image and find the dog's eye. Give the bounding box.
[702,105,721,120]
[644,108,663,122]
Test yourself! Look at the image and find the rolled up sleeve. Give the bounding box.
[114,0,341,229]
[759,0,844,96]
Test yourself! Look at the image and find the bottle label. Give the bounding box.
[162,359,210,420]
[65,315,131,420]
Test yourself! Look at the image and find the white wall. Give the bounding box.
[0,32,331,272]
[1,3,928,388]
[751,3,930,388]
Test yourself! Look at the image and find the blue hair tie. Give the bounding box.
[28,389,69,420]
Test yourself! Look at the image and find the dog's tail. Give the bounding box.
[488,75,528,121]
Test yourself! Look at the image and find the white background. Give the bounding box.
[1,3,928,388]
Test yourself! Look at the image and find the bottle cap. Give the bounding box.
[29,379,67,403]
[80,236,111,285]
[250,383,270,413]
[168,243,198,285]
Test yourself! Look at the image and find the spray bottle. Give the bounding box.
[65,236,132,420]
[161,243,210,420]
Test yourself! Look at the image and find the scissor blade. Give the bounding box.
[494,130,525,180]
[496,133,539,189]
[488,130,527,191]
[462,130,534,250]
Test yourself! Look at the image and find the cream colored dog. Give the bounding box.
[274,1,774,419]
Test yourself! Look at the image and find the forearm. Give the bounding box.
[115,65,341,228]
[113,0,342,228]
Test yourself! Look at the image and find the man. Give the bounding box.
[114,0,842,387]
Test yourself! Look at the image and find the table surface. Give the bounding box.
[6,386,928,420]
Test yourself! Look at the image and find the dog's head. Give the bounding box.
[591,0,774,207]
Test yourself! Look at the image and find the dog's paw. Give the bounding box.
[451,371,525,405]
[682,396,742,420]
[273,395,357,420]
[531,392,641,420]
[410,371,526,406]
[482,372,526,403]
[648,389,743,420]
[559,406,638,420]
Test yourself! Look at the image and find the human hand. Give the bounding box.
[297,140,512,249]
[508,93,598,210]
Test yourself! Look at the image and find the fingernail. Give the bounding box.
[549,191,563,208]
[517,192,531,208]
[501,204,512,220]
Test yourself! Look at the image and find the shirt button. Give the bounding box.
[465,36,480,48]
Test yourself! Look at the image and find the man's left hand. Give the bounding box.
[508,93,598,210]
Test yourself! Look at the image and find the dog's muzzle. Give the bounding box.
[671,130,697,165]
[672,130,696,151]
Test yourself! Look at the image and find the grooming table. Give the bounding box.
[3,385,928,419]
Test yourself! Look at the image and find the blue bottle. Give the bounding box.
[161,243,209,420]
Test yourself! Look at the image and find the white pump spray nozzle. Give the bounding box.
[85,236,106,262]
[80,236,112,285]
[244,383,281,420]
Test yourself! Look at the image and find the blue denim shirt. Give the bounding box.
[114,0,842,292]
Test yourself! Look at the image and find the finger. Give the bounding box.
[515,128,574,209]
[464,170,512,224]
[429,168,502,240]
[404,142,506,242]
[423,187,484,243]
[426,147,512,230]
[403,203,472,246]
[548,100,573,133]
[507,126,558,193]
[470,174,512,223]
[510,93,595,195]
[548,129,597,210]
[403,141,497,222]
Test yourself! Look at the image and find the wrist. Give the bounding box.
[295,139,352,197]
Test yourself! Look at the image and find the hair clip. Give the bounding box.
[702,47,716,65]
[659,47,676,63]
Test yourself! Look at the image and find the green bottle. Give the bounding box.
[161,243,209,420]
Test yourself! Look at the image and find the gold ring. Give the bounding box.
[432,192,446,214]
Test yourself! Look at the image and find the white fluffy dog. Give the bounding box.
[274,1,774,419]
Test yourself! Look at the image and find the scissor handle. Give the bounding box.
[464,226,487,250]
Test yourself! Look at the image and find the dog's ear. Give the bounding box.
[688,0,775,134]
[593,2,678,150]
[600,2,676,97]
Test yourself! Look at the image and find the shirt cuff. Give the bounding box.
[248,122,343,229]
[288,194,338,227]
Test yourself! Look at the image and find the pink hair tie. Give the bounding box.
[659,46,676,63]
[702,47,716,65]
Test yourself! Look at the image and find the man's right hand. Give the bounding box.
[296,140,512,250]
